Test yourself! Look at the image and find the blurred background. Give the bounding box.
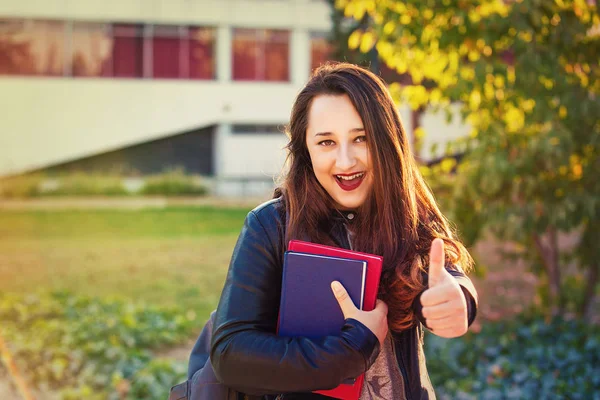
[0,0,598,399]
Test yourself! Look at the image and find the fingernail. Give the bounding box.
[332,281,342,293]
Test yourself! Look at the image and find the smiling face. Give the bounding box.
[305,94,373,210]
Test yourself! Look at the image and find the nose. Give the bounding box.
[336,143,357,171]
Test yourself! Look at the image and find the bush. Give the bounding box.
[0,174,44,198]
[0,291,196,399]
[425,312,600,399]
[139,170,208,196]
[41,173,128,196]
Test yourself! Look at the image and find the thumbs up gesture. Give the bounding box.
[331,281,389,345]
[420,238,468,338]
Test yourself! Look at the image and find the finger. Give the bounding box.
[425,314,465,331]
[421,300,462,320]
[428,238,446,287]
[374,299,389,315]
[429,327,464,339]
[331,281,358,318]
[420,284,452,307]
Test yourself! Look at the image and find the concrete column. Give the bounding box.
[291,28,310,87]
[213,123,231,178]
[217,25,232,83]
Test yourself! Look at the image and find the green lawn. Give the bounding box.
[0,206,251,324]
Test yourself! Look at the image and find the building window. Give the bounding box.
[151,25,184,79]
[232,28,289,82]
[232,124,283,134]
[0,19,67,76]
[71,22,112,77]
[1,19,215,80]
[310,32,332,72]
[187,27,215,80]
[110,24,144,78]
[150,25,215,80]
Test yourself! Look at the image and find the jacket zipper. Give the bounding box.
[391,336,412,400]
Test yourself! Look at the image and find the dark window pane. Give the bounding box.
[232,28,259,80]
[71,22,112,77]
[111,24,143,78]
[0,19,66,76]
[233,28,289,82]
[152,25,182,79]
[232,124,282,134]
[264,30,289,81]
[188,27,215,80]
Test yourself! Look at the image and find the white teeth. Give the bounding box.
[336,172,365,181]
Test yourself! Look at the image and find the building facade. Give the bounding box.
[0,0,468,195]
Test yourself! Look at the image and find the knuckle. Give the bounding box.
[337,291,349,302]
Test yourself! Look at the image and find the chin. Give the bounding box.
[333,195,366,210]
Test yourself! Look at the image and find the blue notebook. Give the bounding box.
[277,251,367,338]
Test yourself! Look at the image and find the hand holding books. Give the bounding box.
[420,238,469,338]
[331,280,389,346]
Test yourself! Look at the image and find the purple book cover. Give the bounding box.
[277,251,366,338]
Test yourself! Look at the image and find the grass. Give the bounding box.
[0,206,251,325]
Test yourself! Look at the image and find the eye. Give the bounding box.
[318,139,335,146]
[355,135,367,143]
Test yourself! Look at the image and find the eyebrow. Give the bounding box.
[314,127,365,137]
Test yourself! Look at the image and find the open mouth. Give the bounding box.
[335,172,366,191]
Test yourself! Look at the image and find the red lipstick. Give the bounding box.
[335,172,365,191]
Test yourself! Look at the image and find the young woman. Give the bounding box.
[209,63,478,400]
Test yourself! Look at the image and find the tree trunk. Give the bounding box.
[582,262,599,321]
[533,227,562,316]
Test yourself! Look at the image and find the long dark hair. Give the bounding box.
[276,62,473,332]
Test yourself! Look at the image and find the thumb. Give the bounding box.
[331,281,358,319]
[428,238,446,287]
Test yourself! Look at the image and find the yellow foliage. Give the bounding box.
[559,166,568,176]
[429,88,443,104]
[440,158,457,173]
[470,90,482,110]
[519,31,533,42]
[559,106,567,118]
[468,10,482,23]
[484,83,495,100]
[504,105,525,133]
[360,31,376,53]
[413,126,426,139]
[522,99,536,112]
[348,30,361,50]
[400,14,412,25]
[460,67,475,81]
[494,75,505,88]
[468,50,480,62]
[384,21,395,35]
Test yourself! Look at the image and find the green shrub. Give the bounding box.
[425,312,600,399]
[0,291,195,399]
[42,174,128,196]
[139,170,208,196]
[0,174,44,198]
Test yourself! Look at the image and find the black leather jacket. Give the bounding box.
[210,198,478,400]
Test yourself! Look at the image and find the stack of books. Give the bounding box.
[277,240,383,400]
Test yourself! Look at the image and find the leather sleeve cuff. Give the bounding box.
[342,318,381,371]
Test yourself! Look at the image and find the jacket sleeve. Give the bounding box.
[210,210,380,395]
[413,265,479,328]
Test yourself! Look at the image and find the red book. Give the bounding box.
[287,240,383,400]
